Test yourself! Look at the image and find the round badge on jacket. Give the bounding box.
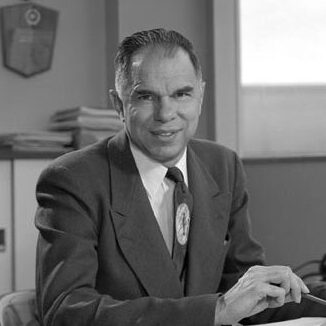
[175,203,190,245]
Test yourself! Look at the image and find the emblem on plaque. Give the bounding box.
[1,3,58,77]
[175,203,190,246]
[25,8,42,26]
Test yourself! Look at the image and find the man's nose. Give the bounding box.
[154,97,176,122]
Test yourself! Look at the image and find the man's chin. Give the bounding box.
[150,149,184,166]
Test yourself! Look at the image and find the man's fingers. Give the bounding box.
[267,267,309,303]
[244,265,310,305]
[246,266,309,304]
[297,274,310,293]
[287,274,310,303]
[220,265,311,324]
[263,283,287,308]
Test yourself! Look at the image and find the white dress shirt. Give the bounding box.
[129,142,188,255]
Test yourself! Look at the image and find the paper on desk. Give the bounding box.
[251,317,326,326]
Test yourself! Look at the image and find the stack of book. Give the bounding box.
[0,131,73,153]
[48,106,123,148]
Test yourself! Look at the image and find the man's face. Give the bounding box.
[116,47,204,167]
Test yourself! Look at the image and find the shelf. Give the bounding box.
[0,148,71,160]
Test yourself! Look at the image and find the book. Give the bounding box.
[0,131,72,146]
[47,106,123,149]
[51,106,119,121]
[48,116,123,131]
[72,129,118,149]
[0,131,73,153]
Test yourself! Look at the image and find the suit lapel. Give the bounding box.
[185,146,231,296]
[108,132,183,298]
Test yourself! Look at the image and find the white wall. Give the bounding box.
[0,0,107,133]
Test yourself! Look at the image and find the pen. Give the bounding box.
[302,293,326,306]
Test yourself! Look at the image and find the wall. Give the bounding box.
[244,158,326,270]
[0,0,107,133]
[116,0,214,140]
[240,85,326,157]
[0,0,214,139]
[211,0,240,151]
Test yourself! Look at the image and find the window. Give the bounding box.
[240,0,326,85]
[238,0,326,157]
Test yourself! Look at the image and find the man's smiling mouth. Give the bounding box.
[151,129,181,138]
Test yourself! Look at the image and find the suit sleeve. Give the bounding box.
[217,152,266,293]
[35,163,218,326]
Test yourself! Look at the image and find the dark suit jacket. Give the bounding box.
[35,131,265,326]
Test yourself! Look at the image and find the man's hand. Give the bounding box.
[214,265,310,325]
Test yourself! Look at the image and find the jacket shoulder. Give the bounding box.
[49,139,108,170]
[38,138,110,187]
[189,138,238,167]
[188,138,244,191]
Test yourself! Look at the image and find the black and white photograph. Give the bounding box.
[0,1,325,325]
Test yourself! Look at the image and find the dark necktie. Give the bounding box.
[166,167,193,282]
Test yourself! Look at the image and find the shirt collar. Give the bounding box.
[129,141,188,199]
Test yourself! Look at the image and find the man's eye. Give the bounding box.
[175,92,190,99]
[137,94,154,101]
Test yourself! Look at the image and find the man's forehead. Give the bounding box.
[130,46,193,72]
[129,49,198,91]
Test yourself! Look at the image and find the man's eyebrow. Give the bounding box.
[173,86,194,93]
[131,86,194,96]
[132,89,155,95]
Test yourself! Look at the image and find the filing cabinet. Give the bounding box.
[0,157,52,294]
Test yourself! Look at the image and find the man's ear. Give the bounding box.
[200,81,206,102]
[199,81,206,113]
[109,89,124,121]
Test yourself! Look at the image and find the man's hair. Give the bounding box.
[114,28,202,93]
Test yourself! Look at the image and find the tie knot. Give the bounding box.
[166,167,184,183]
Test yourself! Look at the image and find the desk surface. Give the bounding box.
[249,317,326,326]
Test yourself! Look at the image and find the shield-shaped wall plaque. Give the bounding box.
[1,3,58,77]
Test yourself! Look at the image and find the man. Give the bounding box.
[35,29,323,326]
